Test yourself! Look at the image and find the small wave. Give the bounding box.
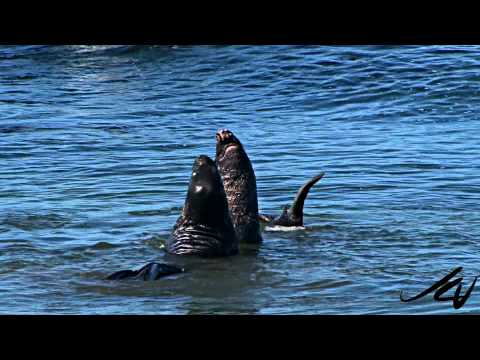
[296,278,354,291]
[128,207,182,217]
[2,212,71,231]
[97,124,132,134]
[0,241,47,257]
[2,73,38,81]
[91,241,119,250]
[64,241,121,255]
[69,45,138,55]
[143,234,168,250]
[306,224,337,232]
[0,260,33,274]
[67,45,178,59]
[0,125,32,134]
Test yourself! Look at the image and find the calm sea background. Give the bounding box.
[0,45,479,314]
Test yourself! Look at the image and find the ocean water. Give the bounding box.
[1,45,479,314]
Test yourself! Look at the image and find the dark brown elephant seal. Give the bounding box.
[216,128,324,233]
[215,129,262,244]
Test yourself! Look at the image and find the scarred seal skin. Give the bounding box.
[215,129,262,244]
[166,154,239,256]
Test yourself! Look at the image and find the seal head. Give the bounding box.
[167,154,239,256]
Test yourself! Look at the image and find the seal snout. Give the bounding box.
[197,155,208,165]
[196,154,215,167]
[216,128,240,146]
[216,128,232,142]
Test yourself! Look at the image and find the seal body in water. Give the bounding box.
[107,154,238,281]
[215,129,262,243]
[216,128,324,231]
[166,154,239,256]
[258,173,325,227]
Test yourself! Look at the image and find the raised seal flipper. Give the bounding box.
[290,172,325,222]
[106,262,184,281]
[268,172,325,227]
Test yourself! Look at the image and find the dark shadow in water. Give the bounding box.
[0,124,34,134]
[75,243,266,314]
[161,244,264,314]
[1,211,71,230]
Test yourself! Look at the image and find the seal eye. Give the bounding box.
[194,185,204,193]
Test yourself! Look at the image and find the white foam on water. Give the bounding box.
[264,225,306,232]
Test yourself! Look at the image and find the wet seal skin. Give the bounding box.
[106,155,238,281]
[215,129,262,244]
[166,155,239,256]
[259,173,325,227]
[106,262,184,281]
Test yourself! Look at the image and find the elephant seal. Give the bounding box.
[166,154,238,256]
[215,128,324,231]
[215,129,262,244]
[106,154,238,281]
[258,172,325,227]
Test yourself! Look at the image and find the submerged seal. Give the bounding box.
[215,129,262,243]
[106,262,184,281]
[166,154,239,256]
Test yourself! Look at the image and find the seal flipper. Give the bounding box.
[136,262,184,281]
[106,269,138,280]
[289,172,325,223]
[268,172,325,227]
[106,262,184,281]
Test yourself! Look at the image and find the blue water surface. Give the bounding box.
[0,45,479,314]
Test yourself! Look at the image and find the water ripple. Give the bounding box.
[0,45,479,314]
